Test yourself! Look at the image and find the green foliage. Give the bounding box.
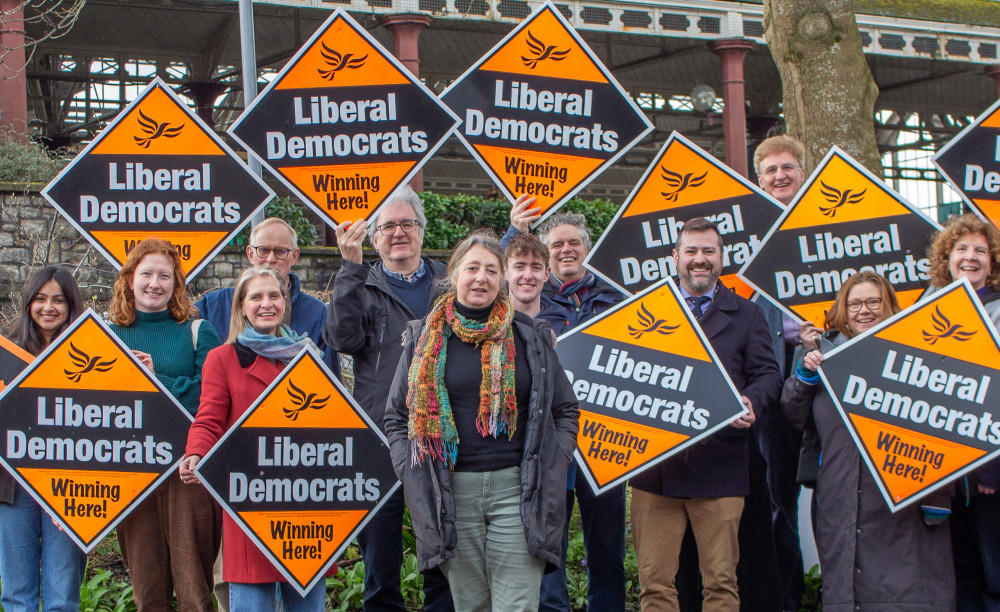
[232,197,319,247]
[798,564,823,612]
[419,192,621,250]
[78,569,136,612]
[0,131,63,185]
[327,560,366,611]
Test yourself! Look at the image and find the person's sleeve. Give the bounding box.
[741,304,783,415]
[499,224,524,250]
[383,330,416,479]
[324,260,372,356]
[185,347,230,457]
[546,340,579,461]
[156,322,222,415]
[780,374,819,432]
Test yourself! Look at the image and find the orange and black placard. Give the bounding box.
[739,146,941,326]
[586,132,784,298]
[934,98,1000,227]
[0,336,31,390]
[228,9,460,230]
[553,277,746,493]
[194,346,399,596]
[41,78,274,282]
[0,309,194,551]
[818,278,1000,512]
[440,1,653,224]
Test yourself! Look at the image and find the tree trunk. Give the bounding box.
[762,0,882,177]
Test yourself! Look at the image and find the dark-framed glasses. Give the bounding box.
[250,246,294,260]
[376,220,421,236]
[846,297,882,312]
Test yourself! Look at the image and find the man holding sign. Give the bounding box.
[630,217,781,612]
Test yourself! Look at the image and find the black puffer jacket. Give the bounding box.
[384,310,579,571]
[324,257,447,431]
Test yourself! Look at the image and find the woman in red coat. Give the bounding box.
[179,267,331,611]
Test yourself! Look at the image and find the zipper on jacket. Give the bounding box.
[374,320,387,373]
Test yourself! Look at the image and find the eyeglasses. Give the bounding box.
[250,246,294,260]
[375,220,421,236]
[760,162,800,177]
[846,297,882,312]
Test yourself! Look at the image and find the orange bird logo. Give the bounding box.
[819,181,866,217]
[283,379,330,421]
[134,110,183,149]
[628,304,680,339]
[64,343,117,382]
[660,167,708,202]
[318,43,367,80]
[922,306,976,345]
[521,31,570,69]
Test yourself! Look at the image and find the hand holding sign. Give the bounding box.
[335,219,367,265]
[511,195,542,234]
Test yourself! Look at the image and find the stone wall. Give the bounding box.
[0,187,449,319]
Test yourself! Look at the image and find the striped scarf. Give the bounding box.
[406,292,517,469]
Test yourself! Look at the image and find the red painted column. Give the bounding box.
[381,14,433,192]
[708,38,755,177]
[986,65,1000,98]
[0,0,28,137]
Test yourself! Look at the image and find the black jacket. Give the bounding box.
[630,281,782,498]
[384,311,579,571]
[324,257,447,431]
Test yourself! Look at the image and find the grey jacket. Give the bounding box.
[324,257,447,431]
[782,332,954,611]
[383,311,579,571]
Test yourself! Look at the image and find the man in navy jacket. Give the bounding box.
[630,217,782,612]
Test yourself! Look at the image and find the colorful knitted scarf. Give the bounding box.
[406,292,517,469]
[552,271,596,309]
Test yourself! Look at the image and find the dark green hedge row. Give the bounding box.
[235,193,622,250]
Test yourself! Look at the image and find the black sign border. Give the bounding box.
[0,308,194,551]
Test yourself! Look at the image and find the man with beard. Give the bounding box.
[630,217,782,612]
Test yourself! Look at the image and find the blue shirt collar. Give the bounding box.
[383,259,427,284]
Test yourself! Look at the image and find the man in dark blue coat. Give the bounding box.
[630,217,782,612]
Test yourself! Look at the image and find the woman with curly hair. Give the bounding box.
[927,213,1000,611]
[108,238,222,611]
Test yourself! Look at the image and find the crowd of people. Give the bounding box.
[1,133,998,612]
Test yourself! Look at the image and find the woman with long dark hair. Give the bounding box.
[384,231,579,611]
[0,266,87,611]
[108,238,222,611]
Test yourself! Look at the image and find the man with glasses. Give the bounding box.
[194,216,337,611]
[326,185,453,612]
[195,217,337,371]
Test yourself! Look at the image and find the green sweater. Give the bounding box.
[109,309,221,415]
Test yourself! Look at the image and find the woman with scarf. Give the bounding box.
[384,231,579,612]
[108,238,222,611]
[180,266,331,611]
[927,213,1000,611]
[781,270,954,611]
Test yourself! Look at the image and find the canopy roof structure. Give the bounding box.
[19,0,1000,203]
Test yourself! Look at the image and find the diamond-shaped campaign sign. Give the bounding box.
[0,336,31,389]
[555,277,746,494]
[440,1,653,224]
[818,278,1000,512]
[586,132,783,297]
[739,146,941,326]
[42,78,274,282]
[195,346,399,596]
[934,98,1000,226]
[0,309,194,551]
[229,9,460,229]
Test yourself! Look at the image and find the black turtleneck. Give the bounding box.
[446,300,531,472]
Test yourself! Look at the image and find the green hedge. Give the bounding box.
[236,193,622,250]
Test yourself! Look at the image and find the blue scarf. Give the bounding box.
[238,324,313,363]
[552,271,596,309]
